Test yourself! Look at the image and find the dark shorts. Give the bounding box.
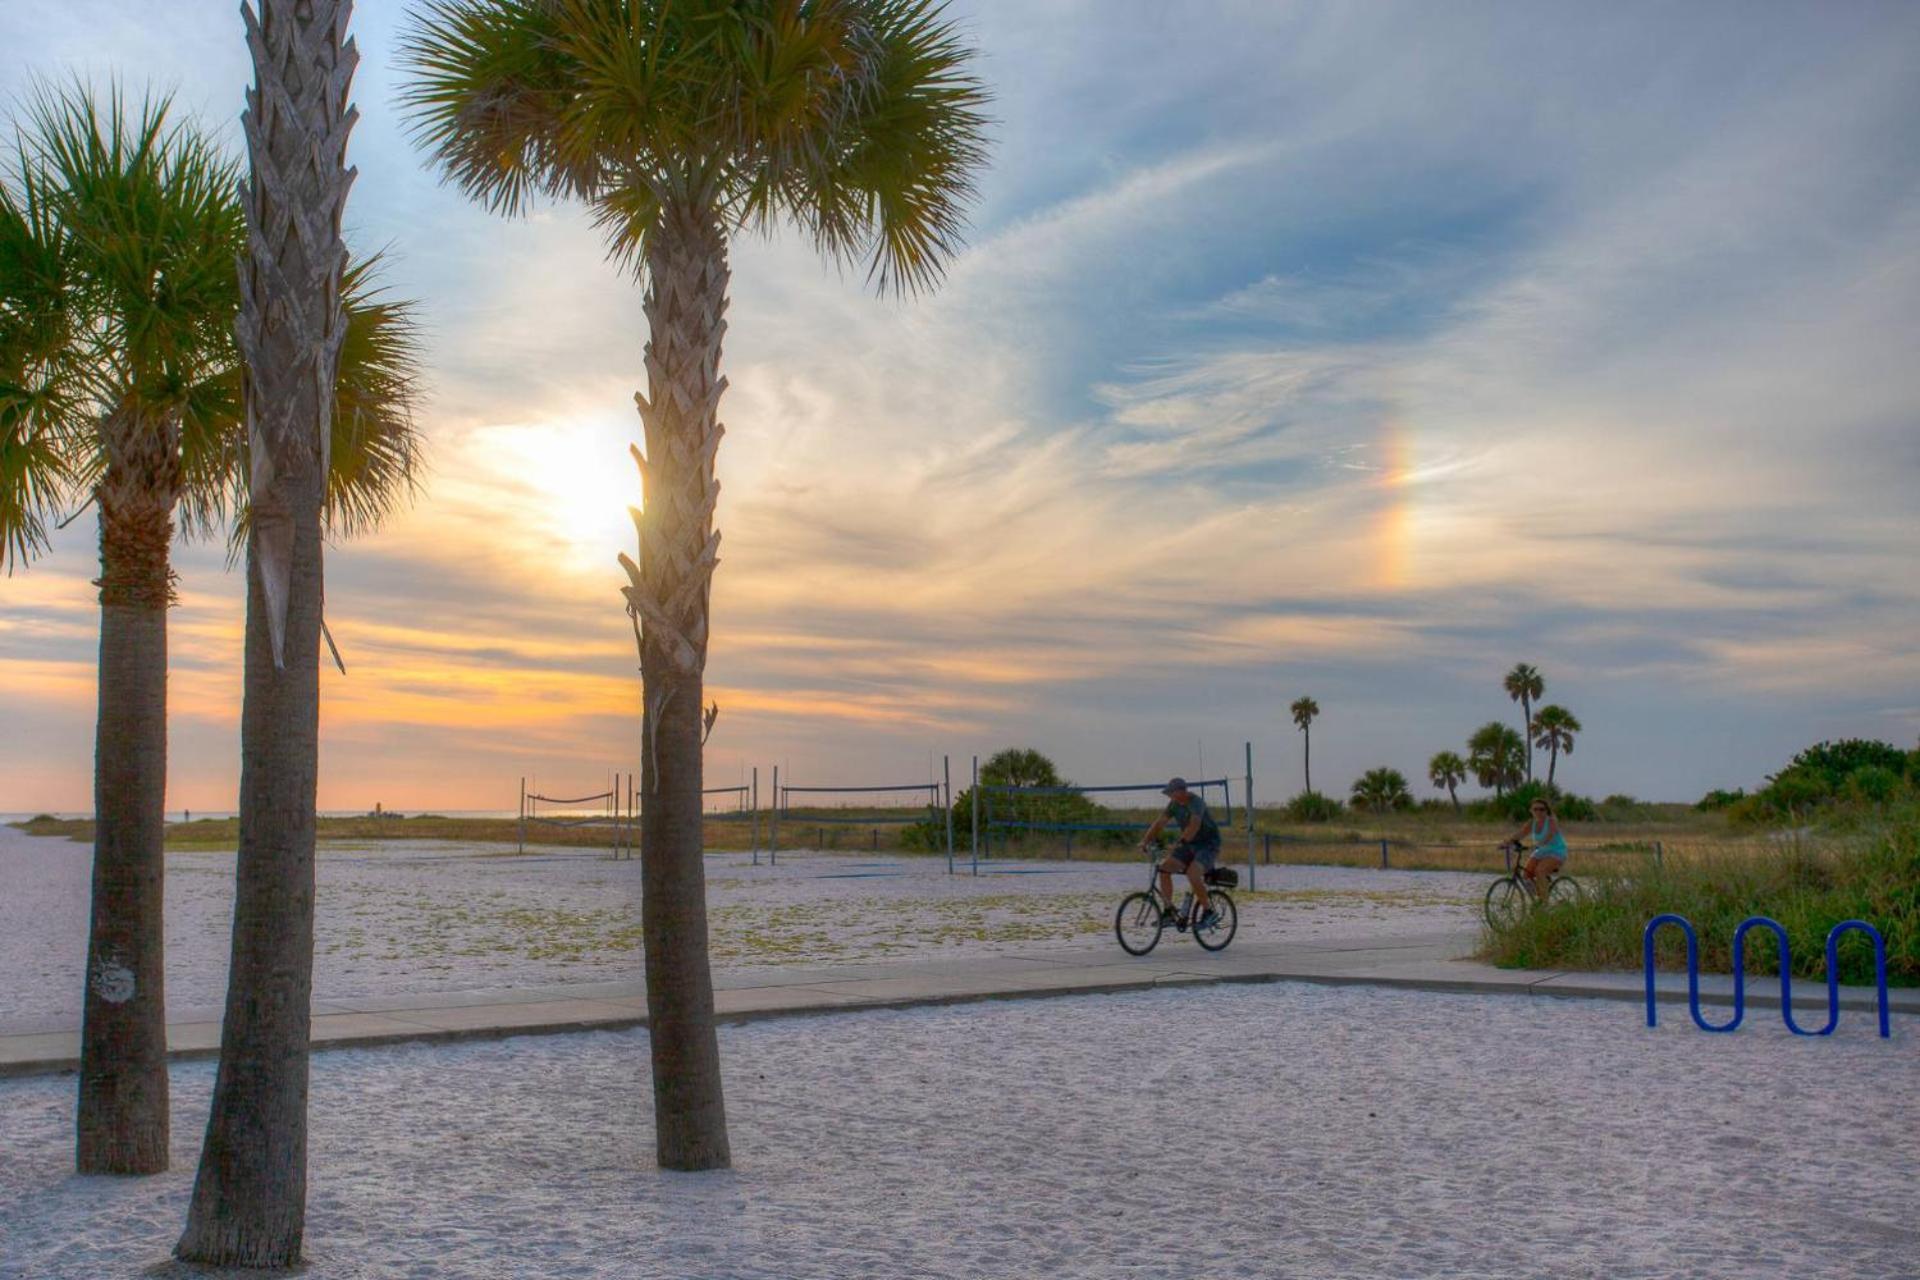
[1168,842,1220,871]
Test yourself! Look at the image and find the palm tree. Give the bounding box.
[400,0,989,1171]
[1504,663,1544,781]
[1428,750,1466,812]
[1349,767,1411,813]
[1,82,421,1179]
[179,2,388,1264]
[1467,721,1524,799]
[1530,704,1582,788]
[1290,696,1319,794]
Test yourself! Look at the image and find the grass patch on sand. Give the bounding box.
[1481,809,1919,986]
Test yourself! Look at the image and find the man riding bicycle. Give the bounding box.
[1140,777,1222,932]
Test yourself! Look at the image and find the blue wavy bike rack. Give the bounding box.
[1643,914,1890,1038]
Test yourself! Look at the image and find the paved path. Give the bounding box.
[4,927,1909,1077]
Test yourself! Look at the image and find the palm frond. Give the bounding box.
[399,0,594,215]
[809,0,991,295]
[399,0,991,293]
[327,253,428,538]
[21,78,245,410]
[0,101,87,568]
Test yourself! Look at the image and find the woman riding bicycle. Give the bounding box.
[1509,796,1568,900]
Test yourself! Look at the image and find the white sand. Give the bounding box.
[0,825,1483,1020]
[0,981,1912,1278]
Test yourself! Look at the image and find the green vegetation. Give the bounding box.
[1726,738,1919,824]
[907,746,1130,853]
[1528,704,1581,786]
[1284,790,1342,822]
[1484,810,1918,986]
[1428,751,1466,811]
[1349,767,1412,813]
[1468,721,1525,798]
[1487,738,1920,984]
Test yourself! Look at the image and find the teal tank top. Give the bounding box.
[1531,816,1568,858]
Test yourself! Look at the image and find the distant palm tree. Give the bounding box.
[1350,767,1412,813]
[1468,721,1525,799]
[1530,705,1582,787]
[401,0,989,1171]
[1504,663,1544,781]
[1428,750,1466,811]
[1290,697,1319,794]
[1,81,421,1180]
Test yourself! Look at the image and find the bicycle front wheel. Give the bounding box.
[1115,891,1165,955]
[1548,875,1584,906]
[1483,876,1528,928]
[1193,890,1237,951]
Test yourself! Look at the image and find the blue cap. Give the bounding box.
[1162,777,1189,796]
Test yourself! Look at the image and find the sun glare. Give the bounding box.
[502,421,643,571]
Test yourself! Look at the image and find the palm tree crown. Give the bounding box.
[1504,662,1543,780]
[1428,750,1466,810]
[1530,704,1582,785]
[1467,721,1525,797]
[400,0,990,293]
[0,81,425,570]
[1290,696,1319,731]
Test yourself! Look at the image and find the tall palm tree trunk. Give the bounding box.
[177,0,353,1265]
[628,196,730,1171]
[1547,744,1559,788]
[77,405,178,1175]
[1520,695,1533,782]
[1447,782,1459,812]
[1302,728,1311,795]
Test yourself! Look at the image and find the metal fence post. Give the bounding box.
[1380,838,1389,869]
[1244,740,1255,891]
[769,765,779,865]
[1655,840,1664,869]
[971,755,980,876]
[943,755,955,875]
[518,776,526,854]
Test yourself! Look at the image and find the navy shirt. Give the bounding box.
[1164,796,1221,846]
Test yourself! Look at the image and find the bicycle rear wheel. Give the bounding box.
[1483,876,1528,928]
[1193,890,1237,951]
[1115,891,1165,955]
[1548,875,1584,906]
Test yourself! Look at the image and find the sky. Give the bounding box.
[2,1,1917,814]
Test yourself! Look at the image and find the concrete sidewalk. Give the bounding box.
[3,927,1909,1078]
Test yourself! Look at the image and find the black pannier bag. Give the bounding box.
[1204,866,1238,888]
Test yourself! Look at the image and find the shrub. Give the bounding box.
[1349,767,1413,813]
[1696,788,1746,811]
[1285,790,1342,822]
[1596,793,1656,822]
[1491,781,1596,822]
[904,747,1126,852]
[1782,739,1908,787]
[1846,765,1903,807]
